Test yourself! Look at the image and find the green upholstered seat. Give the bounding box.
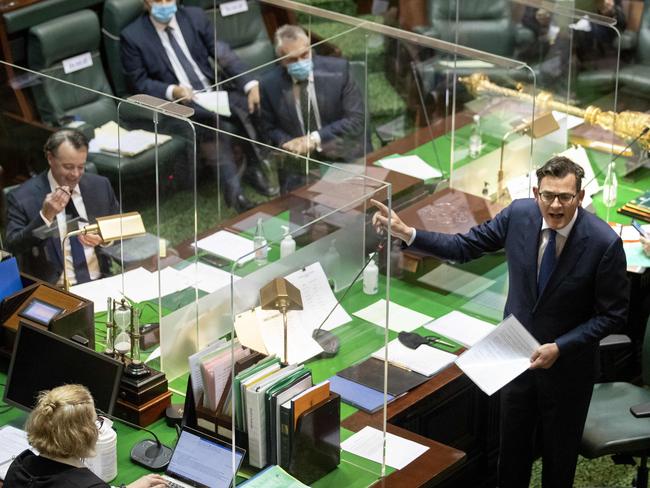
[183,0,275,69]
[618,0,650,97]
[102,0,144,98]
[3,0,102,34]
[27,9,182,186]
[581,317,650,488]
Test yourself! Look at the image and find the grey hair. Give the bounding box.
[274,24,310,57]
[43,129,88,158]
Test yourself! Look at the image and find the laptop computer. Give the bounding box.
[162,427,246,488]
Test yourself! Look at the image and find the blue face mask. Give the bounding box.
[151,2,177,24]
[287,58,313,81]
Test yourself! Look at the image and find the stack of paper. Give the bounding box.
[455,315,539,395]
[425,310,495,348]
[371,338,456,377]
[90,121,171,157]
[192,230,256,264]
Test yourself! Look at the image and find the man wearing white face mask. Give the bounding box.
[121,0,277,210]
[259,24,369,191]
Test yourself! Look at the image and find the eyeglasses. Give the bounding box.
[538,191,576,204]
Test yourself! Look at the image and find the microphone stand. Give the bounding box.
[312,237,387,357]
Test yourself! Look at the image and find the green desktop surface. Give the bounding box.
[2,124,648,487]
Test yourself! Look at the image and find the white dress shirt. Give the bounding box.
[536,209,578,277]
[40,171,101,286]
[149,15,258,101]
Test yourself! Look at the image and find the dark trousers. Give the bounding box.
[498,366,594,488]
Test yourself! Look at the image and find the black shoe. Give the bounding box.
[245,166,279,197]
[228,193,255,213]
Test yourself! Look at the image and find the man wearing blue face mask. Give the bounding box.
[259,24,369,191]
[120,0,277,210]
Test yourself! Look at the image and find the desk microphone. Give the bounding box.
[583,126,649,190]
[312,236,388,357]
[97,409,173,470]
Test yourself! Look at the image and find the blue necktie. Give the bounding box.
[538,229,557,295]
[65,200,91,284]
[165,26,204,91]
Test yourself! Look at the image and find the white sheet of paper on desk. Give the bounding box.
[193,230,255,264]
[341,426,429,470]
[559,146,599,197]
[455,314,539,396]
[285,263,351,332]
[193,91,231,117]
[70,267,153,312]
[425,310,495,348]
[376,155,442,180]
[177,261,238,294]
[371,338,456,377]
[353,299,433,332]
[417,264,495,298]
[256,307,324,364]
[0,425,31,479]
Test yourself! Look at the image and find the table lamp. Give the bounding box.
[497,112,559,203]
[62,212,146,290]
[260,277,303,365]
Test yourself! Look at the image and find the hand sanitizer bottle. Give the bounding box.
[280,225,296,258]
[469,114,482,159]
[363,252,379,295]
[602,162,618,209]
[253,218,267,265]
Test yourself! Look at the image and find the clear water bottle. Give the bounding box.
[253,218,268,265]
[602,162,618,209]
[469,114,482,159]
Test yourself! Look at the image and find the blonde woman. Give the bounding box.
[5,384,167,488]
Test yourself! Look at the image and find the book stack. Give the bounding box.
[618,191,650,222]
[188,352,340,485]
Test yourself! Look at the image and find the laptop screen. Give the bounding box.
[166,429,244,488]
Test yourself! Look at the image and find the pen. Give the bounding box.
[428,337,456,349]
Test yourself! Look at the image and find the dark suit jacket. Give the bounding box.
[5,172,119,284]
[410,198,629,378]
[120,6,252,102]
[260,55,369,161]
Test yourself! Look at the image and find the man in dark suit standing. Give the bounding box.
[121,0,276,210]
[372,156,629,487]
[260,25,369,191]
[5,129,119,286]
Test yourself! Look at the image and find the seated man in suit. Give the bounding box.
[121,0,276,210]
[5,129,119,286]
[260,25,370,192]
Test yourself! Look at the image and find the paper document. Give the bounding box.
[187,339,227,405]
[176,261,238,294]
[371,338,456,377]
[193,230,256,264]
[235,308,324,365]
[425,310,495,348]
[193,91,231,117]
[341,426,429,470]
[284,263,352,332]
[0,426,31,479]
[376,154,442,180]
[417,264,495,298]
[353,299,434,332]
[90,121,171,157]
[455,315,540,395]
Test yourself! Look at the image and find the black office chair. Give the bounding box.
[581,316,650,488]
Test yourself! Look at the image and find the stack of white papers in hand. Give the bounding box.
[425,310,495,348]
[455,315,539,395]
[192,230,256,264]
[193,90,231,117]
[341,426,429,470]
[371,338,457,377]
[353,299,434,333]
[376,154,442,180]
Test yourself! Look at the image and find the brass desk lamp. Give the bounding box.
[260,277,303,365]
[62,212,146,291]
